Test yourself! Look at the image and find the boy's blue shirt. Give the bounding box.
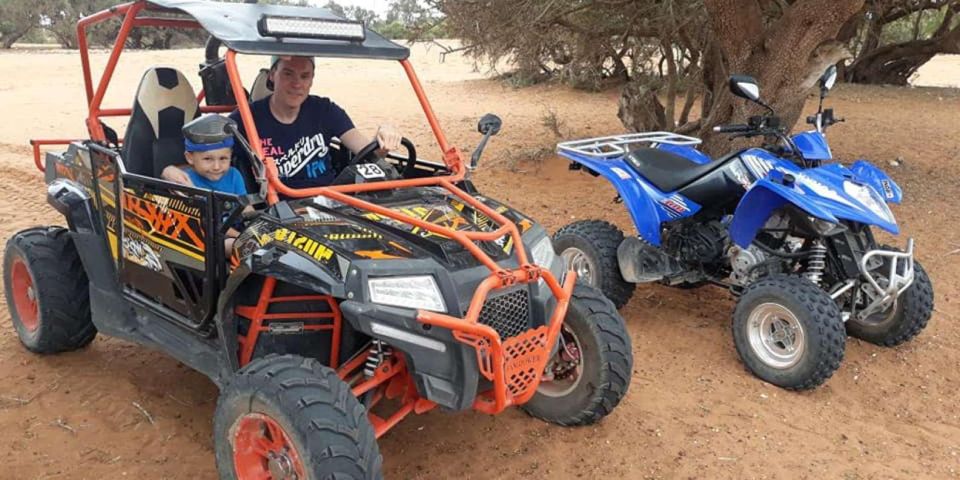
[185,167,247,195]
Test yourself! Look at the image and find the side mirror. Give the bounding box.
[470,113,502,170]
[477,113,502,136]
[819,65,838,93]
[729,75,761,102]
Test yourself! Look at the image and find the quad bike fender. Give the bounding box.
[565,154,664,245]
[850,159,902,204]
[729,178,840,248]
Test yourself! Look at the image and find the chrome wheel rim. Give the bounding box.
[747,302,805,369]
[561,248,596,286]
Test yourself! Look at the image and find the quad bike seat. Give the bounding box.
[624,147,728,192]
[122,67,200,177]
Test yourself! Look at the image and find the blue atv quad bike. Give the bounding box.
[554,66,933,390]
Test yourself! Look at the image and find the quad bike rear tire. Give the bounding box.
[3,226,96,353]
[214,354,382,480]
[521,283,633,426]
[553,220,635,309]
[846,256,934,347]
[732,275,845,390]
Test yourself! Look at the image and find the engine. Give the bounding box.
[663,221,728,266]
[729,244,768,286]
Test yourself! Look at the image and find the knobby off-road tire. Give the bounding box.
[214,354,382,480]
[846,256,934,347]
[521,283,633,426]
[553,220,636,309]
[3,226,96,353]
[733,275,845,391]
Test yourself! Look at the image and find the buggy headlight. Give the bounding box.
[368,276,446,312]
[530,236,557,267]
[843,181,894,223]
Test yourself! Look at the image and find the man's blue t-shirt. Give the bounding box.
[186,167,247,195]
[229,95,355,190]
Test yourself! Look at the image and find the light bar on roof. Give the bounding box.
[258,15,366,42]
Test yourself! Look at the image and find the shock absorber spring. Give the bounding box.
[364,339,392,377]
[805,241,827,285]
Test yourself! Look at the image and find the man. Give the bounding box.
[162,55,402,191]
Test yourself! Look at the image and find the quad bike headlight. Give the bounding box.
[843,181,894,223]
[530,236,558,268]
[367,275,446,312]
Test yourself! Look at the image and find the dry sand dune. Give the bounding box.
[0,44,959,479]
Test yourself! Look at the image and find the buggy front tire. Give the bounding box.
[3,226,95,353]
[732,275,845,391]
[553,220,635,309]
[846,258,934,347]
[521,284,633,426]
[214,355,382,480]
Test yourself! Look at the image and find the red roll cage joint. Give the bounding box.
[32,0,576,436]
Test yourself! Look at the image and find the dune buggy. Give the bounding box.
[5,1,633,478]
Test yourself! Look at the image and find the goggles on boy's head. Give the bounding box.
[182,114,237,152]
[185,136,234,152]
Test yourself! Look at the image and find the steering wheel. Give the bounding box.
[348,137,418,177]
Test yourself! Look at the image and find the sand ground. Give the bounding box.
[0,45,958,479]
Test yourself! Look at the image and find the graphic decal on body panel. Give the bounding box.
[122,231,163,272]
[122,190,205,261]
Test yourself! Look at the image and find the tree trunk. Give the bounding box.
[1,25,34,49]
[618,81,667,133]
[697,0,864,156]
[847,8,960,85]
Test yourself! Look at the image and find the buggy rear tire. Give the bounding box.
[733,275,845,391]
[214,354,382,480]
[3,226,95,353]
[553,220,635,309]
[521,283,633,426]
[846,259,934,347]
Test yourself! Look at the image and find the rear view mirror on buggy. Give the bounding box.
[470,113,503,170]
[477,113,502,135]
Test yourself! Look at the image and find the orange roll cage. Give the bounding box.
[30,0,576,431]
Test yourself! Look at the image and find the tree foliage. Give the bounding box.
[438,0,864,154]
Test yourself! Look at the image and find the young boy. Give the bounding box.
[181,115,248,254]
[182,114,247,195]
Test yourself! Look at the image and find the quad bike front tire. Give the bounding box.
[214,354,382,480]
[553,220,636,309]
[845,253,934,347]
[732,275,845,390]
[3,226,96,353]
[521,283,633,426]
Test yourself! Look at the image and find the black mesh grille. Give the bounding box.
[478,289,531,340]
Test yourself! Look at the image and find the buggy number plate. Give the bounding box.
[357,164,386,179]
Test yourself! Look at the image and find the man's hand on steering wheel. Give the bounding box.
[375,124,402,155]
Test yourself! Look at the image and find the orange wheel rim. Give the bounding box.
[10,258,39,332]
[233,413,306,480]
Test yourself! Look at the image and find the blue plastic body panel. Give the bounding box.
[559,150,700,246]
[849,159,903,204]
[730,162,900,247]
[792,131,832,161]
